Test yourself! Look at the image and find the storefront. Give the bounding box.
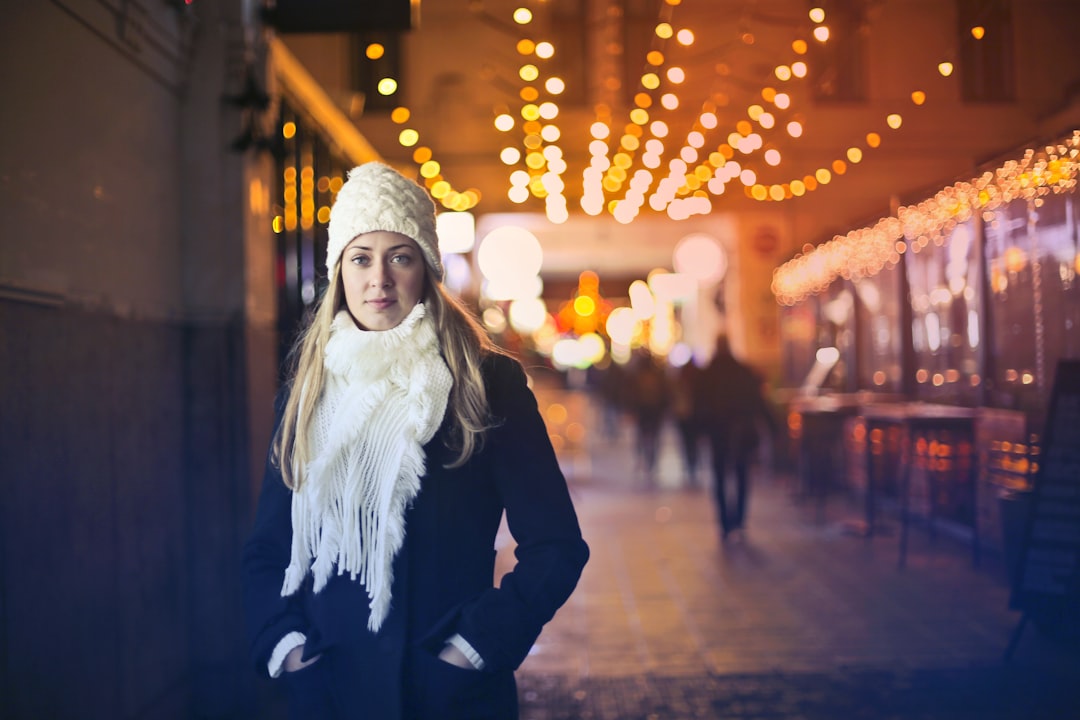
[774,129,1080,561]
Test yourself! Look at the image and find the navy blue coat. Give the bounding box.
[241,353,589,719]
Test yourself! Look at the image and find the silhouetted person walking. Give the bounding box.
[697,335,776,540]
[627,349,670,483]
[672,359,705,487]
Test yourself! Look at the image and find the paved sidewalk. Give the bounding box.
[510,384,1080,719]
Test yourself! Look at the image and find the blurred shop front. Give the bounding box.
[774,130,1079,570]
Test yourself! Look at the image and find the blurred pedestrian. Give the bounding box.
[626,348,670,483]
[672,358,705,487]
[241,162,588,720]
[596,358,627,442]
[697,335,777,540]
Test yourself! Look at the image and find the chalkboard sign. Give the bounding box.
[1009,359,1080,628]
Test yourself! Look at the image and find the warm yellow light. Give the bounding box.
[791,180,806,196]
[613,152,632,169]
[494,115,518,135]
[377,78,398,95]
[736,120,752,136]
[832,159,847,174]
[655,22,673,39]
[366,43,385,60]
[634,92,652,108]
[809,7,825,23]
[887,113,903,129]
[642,72,660,90]
[513,7,532,24]
[519,64,539,82]
[751,185,768,200]
[413,146,432,163]
[676,29,695,45]
[516,38,535,55]
[813,26,830,42]
[535,41,555,59]
[573,295,596,317]
[526,152,546,170]
[938,62,954,77]
[621,135,640,152]
[911,90,926,105]
[629,108,649,125]
[667,67,686,84]
[647,50,665,66]
[866,132,881,148]
[398,128,419,147]
[792,39,808,54]
[420,160,441,178]
[769,185,785,201]
[545,77,565,95]
[847,147,863,163]
[775,65,792,81]
[816,168,831,184]
[971,26,985,40]
[282,121,296,139]
[521,104,540,121]
[1004,246,1027,273]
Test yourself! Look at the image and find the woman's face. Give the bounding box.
[340,231,427,331]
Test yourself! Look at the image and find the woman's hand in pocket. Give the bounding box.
[437,643,475,669]
[283,644,322,673]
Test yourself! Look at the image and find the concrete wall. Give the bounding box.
[1,1,277,717]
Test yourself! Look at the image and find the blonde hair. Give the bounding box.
[272,265,499,490]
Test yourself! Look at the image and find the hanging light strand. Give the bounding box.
[771,131,1080,305]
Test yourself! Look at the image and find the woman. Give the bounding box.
[242,162,589,719]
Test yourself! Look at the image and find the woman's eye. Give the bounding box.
[350,255,370,265]
[392,254,413,264]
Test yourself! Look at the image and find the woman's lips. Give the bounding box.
[367,298,396,309]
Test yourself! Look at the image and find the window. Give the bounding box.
[549,0,589,107]
[351,32,403,113]
[809,0,867,103]
[956,0,1014,102]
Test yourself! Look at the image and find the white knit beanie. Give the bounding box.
[326,162,443,281]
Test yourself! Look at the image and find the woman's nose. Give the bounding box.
[370,263,392,287]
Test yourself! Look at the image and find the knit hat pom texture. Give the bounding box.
[327,162,443,280]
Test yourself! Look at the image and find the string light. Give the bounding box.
[771,130,1080,305]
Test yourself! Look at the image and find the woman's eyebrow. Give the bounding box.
[346,243,414,252]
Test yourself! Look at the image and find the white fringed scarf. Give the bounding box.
[280,302,452,631]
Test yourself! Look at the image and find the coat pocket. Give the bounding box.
[408,649,517,720]
[282,657,336,720]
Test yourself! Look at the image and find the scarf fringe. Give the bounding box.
[280,304,452,632]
